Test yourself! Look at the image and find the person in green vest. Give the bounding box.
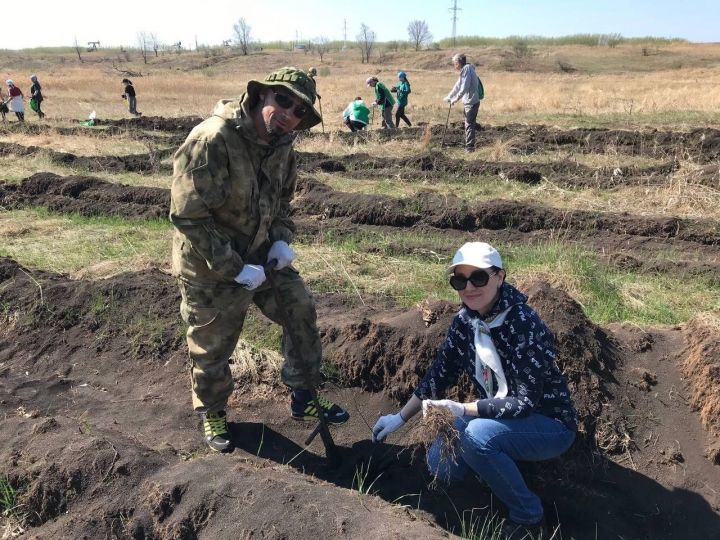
[392,71,412,127]
[366,76,395,129]
[342,96,370,132]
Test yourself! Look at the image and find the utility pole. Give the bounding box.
[449,0,461,47]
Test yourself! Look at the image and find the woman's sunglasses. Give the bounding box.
[449,270,497,291]
[272,90,308,119]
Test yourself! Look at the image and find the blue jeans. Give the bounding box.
[427,414,575,525]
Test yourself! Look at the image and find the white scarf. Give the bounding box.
[471,306,514,398]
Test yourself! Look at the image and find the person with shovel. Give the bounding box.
[443,53,481,152]
[372,242,577,539]
[366,76,395,129]
[170,66,349,453]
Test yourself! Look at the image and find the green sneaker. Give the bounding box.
[291,392,349,425]
[201,410,233,452]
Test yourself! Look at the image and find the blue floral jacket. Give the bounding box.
[414,282,578,431]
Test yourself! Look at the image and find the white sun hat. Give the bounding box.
[448,242,503,272]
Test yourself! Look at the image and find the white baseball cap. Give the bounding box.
[448,242,503,273]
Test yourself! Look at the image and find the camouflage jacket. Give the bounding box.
[170,95,297,285]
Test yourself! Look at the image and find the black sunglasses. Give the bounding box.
[272,90,308,119]
[449,269,497,291]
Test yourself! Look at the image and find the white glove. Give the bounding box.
[443,96,452,103]
[372,412,406,443]
[422,399,465,418]
[267,240,296,270]
[234,264,266,290]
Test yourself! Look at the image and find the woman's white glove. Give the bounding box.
[372,412,406,443]
[234,264,266,290]
[267,240,297,270]
[422,399,465,418]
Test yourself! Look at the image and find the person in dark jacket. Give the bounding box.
[372,241,577,539]
[392,71,411,127]
[29,75,45,119]
[121,78,141,116]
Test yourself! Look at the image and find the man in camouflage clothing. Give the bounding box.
[170,66,349,452]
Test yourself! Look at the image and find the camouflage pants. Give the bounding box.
[178,268,321,413]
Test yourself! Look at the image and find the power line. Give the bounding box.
[449,0,462,47]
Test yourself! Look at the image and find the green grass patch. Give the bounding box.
[296,232,720,326]
[0,208,171,276]
[315,172,534,202]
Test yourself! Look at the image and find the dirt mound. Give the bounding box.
[0,141,172,173]
[517,126,720,164]
[681,313,720,444]
[0,173,168,219]
[2,259,719,539]
[295,178,719,245]
[100,115,204,134]
[297,150,677,188]
[300,124,720,163]
[322,283,620,452]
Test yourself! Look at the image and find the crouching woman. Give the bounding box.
[372,242,577,538]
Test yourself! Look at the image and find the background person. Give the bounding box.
[372,241,577,539]
[121,78,141,116]
[366,76,395,129]
[342,96,370,132]
[392,71,412,127]
[29,74,45,119]
[444,53,480,152]
[6,80,24,122]
[170,66,349,453]
[0,87,8,122]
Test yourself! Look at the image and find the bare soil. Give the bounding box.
[1,257,718,539]
[1,121,719,540]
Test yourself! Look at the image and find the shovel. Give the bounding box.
[263,260,341,467]
[440,101,453,147]
[317,96,325,134]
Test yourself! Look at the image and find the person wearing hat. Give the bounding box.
[342,96,370,132]
[372,241,577,538]
[5,80,24,122]
[391,71,412,127]
[444,53,481,152]
[170,66,349,453]
[29,75,45,119]
[307,67,321,99]
[366,76,395,129]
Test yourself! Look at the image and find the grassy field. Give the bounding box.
[2,42,720,128]
[1,43,719,329]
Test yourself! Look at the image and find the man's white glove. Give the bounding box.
[267,240,296,270]
[372,412,406,443]
[234,264,266,290]
[422,399,465,418]
[443,96,452,103]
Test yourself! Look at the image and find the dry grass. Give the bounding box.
[5,44,720,129]
[405,406,459,487]
[0,210,171,278]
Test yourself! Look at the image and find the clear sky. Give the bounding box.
[2,0,718,50]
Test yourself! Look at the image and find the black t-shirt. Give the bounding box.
[124,84,136,98]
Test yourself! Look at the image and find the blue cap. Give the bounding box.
[397,71,407,79]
